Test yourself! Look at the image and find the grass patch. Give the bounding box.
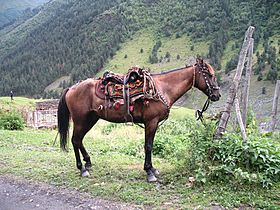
[102,30,208,75]
[0,96,42,111]
[0,115,279,209]
[220,40,239,70]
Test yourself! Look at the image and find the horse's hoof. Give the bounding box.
[81,169,90,177]
[151,168,160,176]
[147,173,157,182]
[85,165,92,171]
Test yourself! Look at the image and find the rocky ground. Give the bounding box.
[0,175,140,210]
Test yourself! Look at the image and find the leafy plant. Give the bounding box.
[158,118,280,188]
[0,111,25,130]
[101,123,122,135]
[154,119,192,160]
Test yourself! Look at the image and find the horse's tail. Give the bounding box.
[57,88,70,151]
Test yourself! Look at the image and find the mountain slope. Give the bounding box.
[0,0,49,28]
[0,0,279,97]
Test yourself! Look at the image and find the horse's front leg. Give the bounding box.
[144,119,160,182]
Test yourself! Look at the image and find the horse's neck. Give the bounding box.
[155,67,194,106]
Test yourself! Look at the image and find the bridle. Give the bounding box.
[193,63,220,99]
[192,63,220,123]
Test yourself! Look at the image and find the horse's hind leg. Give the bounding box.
[72,113,99,176]
[80,144,91,170]
[71,127,89,176]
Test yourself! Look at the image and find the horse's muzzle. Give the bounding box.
[210,94,221,102]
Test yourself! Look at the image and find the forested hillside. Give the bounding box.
[0,0,48,28]
[0,0,279,97]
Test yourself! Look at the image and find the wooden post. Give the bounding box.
[270,80,280,132]
[235,99,247,140]
[215,26,255,139]
[241,38,254,129]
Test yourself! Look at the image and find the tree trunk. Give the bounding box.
[241,38,254,129]
[270,80,280,132]
[215,26,255,139]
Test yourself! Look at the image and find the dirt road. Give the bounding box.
[0,175,140,210]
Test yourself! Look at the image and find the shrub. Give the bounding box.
[0,111,25,130]
[154,119,195,161]
[211,133,280,188]
[178,120,280,188]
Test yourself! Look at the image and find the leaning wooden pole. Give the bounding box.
[270,80,280,132]
[215,26,255,139]
[241,38,254,129]
[235,99,247,140]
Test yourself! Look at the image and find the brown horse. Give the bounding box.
[57,59,220,182]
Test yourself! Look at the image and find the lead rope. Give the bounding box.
[192,65,210,125]
[196,98,210,124]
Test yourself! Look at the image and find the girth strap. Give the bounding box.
[123,75,133,122]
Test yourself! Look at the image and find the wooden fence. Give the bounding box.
[25,109,57,129]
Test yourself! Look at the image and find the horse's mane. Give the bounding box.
[151,62,215,76]
[151,66,189,76]
[206,63,215,75]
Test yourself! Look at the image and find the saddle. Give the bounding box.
[96,67,148,121]
[102,67,144,85]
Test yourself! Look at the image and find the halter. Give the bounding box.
[192,63,220,123]
[193,63,220,98]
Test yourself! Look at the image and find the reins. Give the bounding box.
[196,98,210,124]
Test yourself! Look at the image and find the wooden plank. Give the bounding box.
[270,80,280,131]
[235,99,247,140]
[215,26,255,139]
[241,38,254,128]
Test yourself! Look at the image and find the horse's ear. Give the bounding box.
[196,57,204,65]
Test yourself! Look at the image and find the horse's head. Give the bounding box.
[194,58,221,101]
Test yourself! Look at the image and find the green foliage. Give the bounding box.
[154,119,192,160]
[225,54,238,73]
[101,123,121,135]
[211,133,280,188]
[1,0,280,96]
[255,41,280,82]
[0,0,129,96]
[179,120,280,188]
[154,117,280,188]
[149,40,162,64]
[0,111,24,130]
[0,116,279,208]
[0,0,48,28]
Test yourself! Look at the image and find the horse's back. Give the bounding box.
[65,79,100,119]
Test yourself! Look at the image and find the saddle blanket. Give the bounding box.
[95,79,145,103]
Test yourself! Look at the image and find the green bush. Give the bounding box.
[154,118,280,188]
[154,119,193,160]
[179,120,280,188]
[212,133,280,188]
[0,111,25,130]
